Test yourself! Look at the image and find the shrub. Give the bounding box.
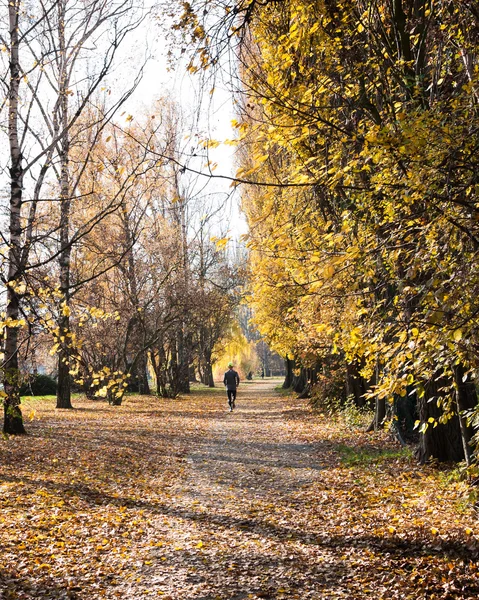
[309,372,346,412]
[310,373,373,429]
[20,373,57,396]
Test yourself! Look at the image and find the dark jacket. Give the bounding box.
[223,369,240,390]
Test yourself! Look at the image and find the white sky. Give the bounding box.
[114,11,249,241]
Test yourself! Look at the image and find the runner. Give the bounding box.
[223,362,240,412]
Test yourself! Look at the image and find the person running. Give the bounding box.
[223,362,240,412]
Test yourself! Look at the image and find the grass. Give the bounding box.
[20,392,84,403]
[187,383,225,394]
[274,384,294,397]
[335,442,413,466]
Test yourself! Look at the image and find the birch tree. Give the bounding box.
[0,0,146,432]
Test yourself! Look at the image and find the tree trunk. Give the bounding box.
[346,361,368,407]
[3,289,25,435]
[283,357,294,388]
[3,1,26,434]
[136,351,151,395]
[151,347,169,397]
[374,397,386,430]
[292,367,307,394]
[56,343,72,409]
[416,376,465,464]
[198,360,206,385]
[453,364,478,467]
[205,361,215,388]
[189,363,198,383]
[55,219,73,411]
[177,326,190,393]
[56,0,73,410]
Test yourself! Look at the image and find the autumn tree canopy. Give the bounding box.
[172,0,479,463]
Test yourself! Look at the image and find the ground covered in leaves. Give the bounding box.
[1,380,478,599]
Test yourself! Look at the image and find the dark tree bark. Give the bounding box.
[283,357,294,388]
[292,367,308,394]
[205,361,215,388]
[56,0,73,410]
[136,352,151,395]
[189,363,198,383]
[199,349,215,388]
[177,327,190,393]
[374,397,387,430]
[416,376,465,464]
[346,362,369,407]
[453,364,478,466]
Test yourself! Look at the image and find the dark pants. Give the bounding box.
[227,389,236,406]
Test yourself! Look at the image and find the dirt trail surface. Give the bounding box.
[1,381,479,599]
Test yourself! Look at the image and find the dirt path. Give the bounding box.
[130,380,333,600]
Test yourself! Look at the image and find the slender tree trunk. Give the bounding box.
[189,363,198,383]
[3,1,26,434]
[152,346,169,397]
[198,360,206,385]
[56,0,72,409]
[177,326,190,393]
[198,328,208,385]
[453,364,477,467]
[178,193,191,394]
[169,337,179,395]
[374,398,387,430]
[132,349,150,395]
[149,350,158,392]
[204,355,215,388]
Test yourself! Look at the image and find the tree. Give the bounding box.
[173,0,479,462]
[0,0,146,430]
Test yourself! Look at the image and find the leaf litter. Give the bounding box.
[0,380,478,599]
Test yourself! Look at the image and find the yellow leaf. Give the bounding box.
[323,265,335,278]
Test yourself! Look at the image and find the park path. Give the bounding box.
[119,381,362,600]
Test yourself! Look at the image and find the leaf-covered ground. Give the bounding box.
[1,380,478,599]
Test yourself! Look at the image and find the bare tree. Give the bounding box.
[0,0,146,431]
